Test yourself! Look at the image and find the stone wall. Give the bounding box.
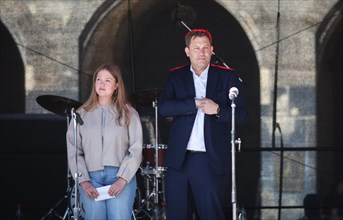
[0,0,340,219]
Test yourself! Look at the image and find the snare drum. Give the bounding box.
[142,144,167,170]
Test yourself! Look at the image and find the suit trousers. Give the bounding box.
[165,151,228,220]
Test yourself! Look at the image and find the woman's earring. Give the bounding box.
[114,89,118,95]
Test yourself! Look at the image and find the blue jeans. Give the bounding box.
[79,166,136,220]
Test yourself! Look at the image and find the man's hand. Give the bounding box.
[196,97,219,115]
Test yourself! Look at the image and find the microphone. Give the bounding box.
[171,3,196,28]
[71,108,84,125]
[172,3,181,24]
[75,112,84,125]
[229,87,239,100]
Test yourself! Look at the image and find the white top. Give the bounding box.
[186,65,209,152]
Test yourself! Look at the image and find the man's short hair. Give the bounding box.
[185,29,212,47]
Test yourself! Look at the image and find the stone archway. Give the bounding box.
[316,1,343,197]
[79,0,261,217]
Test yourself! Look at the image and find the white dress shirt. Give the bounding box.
[186,65,209,152]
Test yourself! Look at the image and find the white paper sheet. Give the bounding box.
[94,185,115,202]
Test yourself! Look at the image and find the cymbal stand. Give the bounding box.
[139,164,153,211]
[136,171,165,220]
[154,98,168,219]
[153,98,161,179]
[134,172,154,219]
[134,92,166,219]
[154,100,164,173]
[139,98,165,220]
[135,163,156,219]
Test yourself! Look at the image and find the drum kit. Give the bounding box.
[130,88,168,219]
[36,89,167,220]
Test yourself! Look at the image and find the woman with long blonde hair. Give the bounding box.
[67,63,143,219]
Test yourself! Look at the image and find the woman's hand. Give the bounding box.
[80,181,98,199]
[108,177,127,197]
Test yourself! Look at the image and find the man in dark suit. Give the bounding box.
[158,29,248,219]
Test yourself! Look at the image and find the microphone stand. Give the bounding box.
[177,19,245,84]
[230,96,242,220]
[152,97,165,219]
[71,108,81,220]
[178,20,231,69]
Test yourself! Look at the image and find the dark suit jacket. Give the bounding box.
[158,64,248,174]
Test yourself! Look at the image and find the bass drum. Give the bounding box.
[68,185,85,220]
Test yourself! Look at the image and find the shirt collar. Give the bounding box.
[190,64,210,79]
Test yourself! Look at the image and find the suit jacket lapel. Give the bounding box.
[184,66,196,98]
[206,65,218,98]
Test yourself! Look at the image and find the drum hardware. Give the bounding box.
[36,95,83,220]
[133,175,166,220]
[141,144,167,174]
[36,95,83,118]
[130,88,162,107]
[139,162,152,179]
[38,193,71,220]
[132,187,146,220]
[130,89,167,219]
[68,185,85,220]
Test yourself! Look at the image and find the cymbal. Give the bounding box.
[36,95,83,117]
[130,88,162,106]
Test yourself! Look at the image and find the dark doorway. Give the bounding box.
[316,1,343,198]
[0,20,25,113]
